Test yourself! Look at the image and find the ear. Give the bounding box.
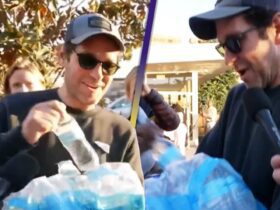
[272,12,280,44]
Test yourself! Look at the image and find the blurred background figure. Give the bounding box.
[123,67,180,177]
[125,67,180,131]
[4,58,45,95]
[164,111,188,156]
[203,99,218,132]
[136,120,163,178]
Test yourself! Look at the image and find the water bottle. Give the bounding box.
[144,152,267,210]
[54,118,99,172]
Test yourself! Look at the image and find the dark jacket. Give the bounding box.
[197,83,280,209]
[140,89,180,131]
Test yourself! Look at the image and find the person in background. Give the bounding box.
[4,58,45,94]
[0,13,143,191]
[136,117,164,178]
[203,100,218,132]
[189,0,280,208]
[125,67,180,131]
[124,67,180,177]
[164,111,188,156]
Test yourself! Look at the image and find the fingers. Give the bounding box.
[273,169,280,185]
[271,155,280,169]
[21,100,70,145]
[142,83,151,96]
[271,155,280,185]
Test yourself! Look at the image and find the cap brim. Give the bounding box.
[71,30,124,51]
[189,6,251,40]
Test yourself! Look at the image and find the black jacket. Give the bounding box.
[140,89,180,131]
[198,83,280,209]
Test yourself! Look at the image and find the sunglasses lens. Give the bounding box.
[102,63,119,75]
[216,38,242,57]
[76,51,119,75]
[226,38,241,54]
[78,54,99,70]
[215,44,225,57]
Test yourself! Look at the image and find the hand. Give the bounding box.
[21,100,71,145]
[271,154,280,184]
[142,83,151,97]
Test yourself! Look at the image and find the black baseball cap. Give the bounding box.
[189,0,280,40]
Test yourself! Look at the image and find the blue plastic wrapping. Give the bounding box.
[3,162,144,210]
[145,152,267,210]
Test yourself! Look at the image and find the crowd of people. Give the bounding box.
[1,0,280,209]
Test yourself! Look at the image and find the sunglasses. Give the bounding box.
[73,50,120,75]
[215,27,258,57]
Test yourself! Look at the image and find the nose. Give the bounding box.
[18,85,29,93]
[89,63,103,80]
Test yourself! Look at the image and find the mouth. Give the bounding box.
[83,82,102,90]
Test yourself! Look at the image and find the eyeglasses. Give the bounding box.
[215,27,258,57]
[73,49,120,75]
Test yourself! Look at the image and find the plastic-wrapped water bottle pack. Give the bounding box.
[2,118,145,210]
[144,140,267,210]
[2,117,267,210]
[3,162,144,210]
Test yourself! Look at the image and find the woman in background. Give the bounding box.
[4,58,45,94]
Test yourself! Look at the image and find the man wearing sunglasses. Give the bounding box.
[189,0,280,209]
[0,13,144,189]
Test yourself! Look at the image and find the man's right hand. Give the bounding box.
[21,100,70,145]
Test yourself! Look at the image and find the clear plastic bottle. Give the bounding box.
[54,118,99,172]
[145,149,267,210]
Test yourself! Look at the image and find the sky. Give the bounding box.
[116,0,218,78]
[152,0,216,40]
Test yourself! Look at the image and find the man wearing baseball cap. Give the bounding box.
[0,13,143,188]
[189,0,280,208]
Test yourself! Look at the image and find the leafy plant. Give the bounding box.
[0,0,149,94]
[198,70,239,113]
